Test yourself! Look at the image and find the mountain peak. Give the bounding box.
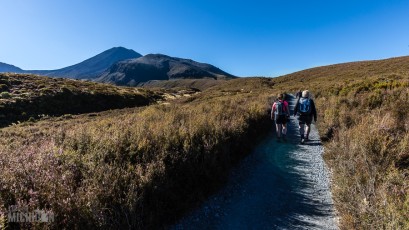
[103,46,140,56]
[96,54,236,86]
[23,47,142,79]
[110,46,134,51]
[0,62,23,73]
[0,49,234,85]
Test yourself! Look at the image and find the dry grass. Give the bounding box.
[1,55,409,229]
[277,56,409,229]
[0,77,276,229]
[318,87,409,229]
[0,73,163,127]
[140,78,227,91]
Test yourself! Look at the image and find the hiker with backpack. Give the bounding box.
[294,90,317,144]
[271,93,290,141]
[295,90,302,98]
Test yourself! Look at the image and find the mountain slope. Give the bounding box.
[96,54,236,86]
[0,55,408,229]
[0,73,162,127]
[0,62,23,73]
[273,55,409,229]
[139,78,227,91]
[278,55,409,85]
[26,47,142,79]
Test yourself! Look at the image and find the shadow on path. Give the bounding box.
[172,95,337,230]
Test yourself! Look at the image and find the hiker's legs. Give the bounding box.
[282,123,287,135]
[305,116,312,139]
[298,115,306,138]
[305,124,310,139]
[276,124,282,138]
[275,115,286,138]
[299,122,305,138]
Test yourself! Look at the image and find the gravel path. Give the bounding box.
[172,95,338,229]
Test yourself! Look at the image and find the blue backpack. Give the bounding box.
[299,98,311,115]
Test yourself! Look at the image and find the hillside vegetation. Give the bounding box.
[0,77,275,229]
[139,78,228,91]
[0,56,408,229]
[279,56,409,229]
[0,73,162,127]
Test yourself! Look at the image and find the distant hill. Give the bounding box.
[26,47,142,79]
[139,78,227,91]
[0,47,141,79]
[0,49,235,87]
[278,55,409,85]
[0,73,162,127]
[0,62,23,73]
[96,54,236,86]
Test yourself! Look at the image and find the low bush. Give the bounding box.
[0,77,275,229]
[0,92,11,99]
[0,84,9,92]
[0,73,163,127]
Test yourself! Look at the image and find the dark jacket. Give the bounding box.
[295,91,302,98]
[294,97,317,121]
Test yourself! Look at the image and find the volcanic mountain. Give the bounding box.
[96,54,236,86]
[0,62,23,73]
[0,47,141,79]
[27,47,142,79]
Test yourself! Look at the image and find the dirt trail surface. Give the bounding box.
[172,95,338,229]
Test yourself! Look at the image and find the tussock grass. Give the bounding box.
[277,56,409,229]
[140,78,227,91]
[319,88,409,229]
[1,55,409,229]
[0,77,276,228]
[0,73,162,127]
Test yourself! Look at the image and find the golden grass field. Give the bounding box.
[1,56,409,229]
[280,56,409,229]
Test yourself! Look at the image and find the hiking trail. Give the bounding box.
[172,95,338,229]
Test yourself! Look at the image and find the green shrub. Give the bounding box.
[0,92,11,99]
[364,90,384,109]
[0,79,10,86]
[0,77,274,229]
[0,84,9,92]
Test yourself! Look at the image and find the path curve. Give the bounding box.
[172,95,338,229]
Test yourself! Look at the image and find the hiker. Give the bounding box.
[295,90,302,98]
[271,93,290,140]
[294,90,317,144]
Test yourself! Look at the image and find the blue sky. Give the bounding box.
[1,0,409,77]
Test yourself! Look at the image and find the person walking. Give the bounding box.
[294,90,317,144]
[271,93,290,141]
[295,90,302,98]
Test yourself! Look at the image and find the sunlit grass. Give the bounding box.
[278,56,409,229]
[1,55,409,229]
[0,77,276,228]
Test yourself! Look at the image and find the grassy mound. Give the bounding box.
[0,77,276,229]
[1,55,409,229]
[139,78,228,91]
[0,73,162,127]
[279,56,409,229]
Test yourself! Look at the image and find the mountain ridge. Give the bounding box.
[280,55,409,80]
[0,48,235,85]
[96,53,236,86]
[26,47,142,79]
[0,62,24,73]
